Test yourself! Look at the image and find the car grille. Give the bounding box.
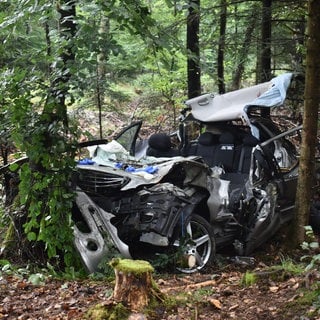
[76,168,129,195]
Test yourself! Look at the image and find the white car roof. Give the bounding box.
[185,73,293,124]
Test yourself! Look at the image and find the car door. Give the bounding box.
[114,121,142,156]
[251,127,300,221]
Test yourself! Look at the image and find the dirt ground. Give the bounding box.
[1,246,319,320]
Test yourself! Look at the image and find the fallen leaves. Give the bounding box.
[0,265,317,320]
[0,274,108,319]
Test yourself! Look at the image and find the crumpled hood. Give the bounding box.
[77,156,211,191]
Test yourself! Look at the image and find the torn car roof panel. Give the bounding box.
[185,73,293,123]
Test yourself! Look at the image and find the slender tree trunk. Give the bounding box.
[44,21,52,75]
[217,0,227,94]
[259,0,272,83]
[97,15,109,139]
[50,0,77,128]
[231,5,258,90]
[32,1,76,167]
[291,0,320,247]
[187,0,201,99]
[292,19,306,74]
[258,0,272,118]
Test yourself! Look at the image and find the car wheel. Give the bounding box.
[174,214,216,273]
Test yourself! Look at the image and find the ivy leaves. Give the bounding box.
[18,133,77,263]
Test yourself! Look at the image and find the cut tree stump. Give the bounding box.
[110,258,162,312]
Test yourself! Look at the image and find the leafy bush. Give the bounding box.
[0,68,82,270]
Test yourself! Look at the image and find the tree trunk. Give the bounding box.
[290,0,320,247]
[257,0,272,119]
[97,15,109,139]
[187,0,201,99]
[50,0,77,128]
[231,5,258,90]
[85,259,166,318]
[217,0,227,94]
[110,259,160,312]
[292,18,306,74]
[259,0,272,84]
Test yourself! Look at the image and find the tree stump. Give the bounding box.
[110,258,157,312]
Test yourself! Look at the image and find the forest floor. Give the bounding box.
[1,242,320,320]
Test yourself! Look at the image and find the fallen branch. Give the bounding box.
[161,279,217,293]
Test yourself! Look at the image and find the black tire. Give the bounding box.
[174,214,216,273]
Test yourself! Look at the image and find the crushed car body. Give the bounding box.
[71,72,311,273]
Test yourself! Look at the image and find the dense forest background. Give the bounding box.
[0,0,315,270]
[0,0,307,139]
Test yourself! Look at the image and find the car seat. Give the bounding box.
[195,132,220,166]
[237,135,259,173]
[212,132,235,172]
[146,133,179,157]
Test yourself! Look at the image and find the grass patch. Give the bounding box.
[267,256,305,281]
[241,271,257,287]
[285,288,320,318]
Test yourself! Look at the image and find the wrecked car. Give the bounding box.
[73,72,310,273]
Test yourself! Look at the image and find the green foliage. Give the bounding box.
[16,120,80,267]
[0,258,85,287]
[46,262,87,280]
[85,302,130,320]
[0,203,8,229]
[285,288,320,318]
[91,245,124,278]
[1,0,307,107]
[276,256,305,275]
[241,271,257,287]
[134,50,188,106]
[151,252,176,270]
[301,226,320,271]
[0,65,80,269]
[27,272,46,286]
[110,258,154,275]
[192,287,215,302]
[0,260,39,279]
[0,261,25,277]
[0,259,11,269]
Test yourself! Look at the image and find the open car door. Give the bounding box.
[114,121,142,156]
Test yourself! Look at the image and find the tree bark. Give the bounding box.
[291,0,320,247]
[50,0,77,128]
[110,259,161,312]
[259,0,272,84]
[97,15,109,139]
[257,0,272,119]
[231,5,258,90]
[217,0,227,94]
[187,0,201,99]
[291,18,306,74]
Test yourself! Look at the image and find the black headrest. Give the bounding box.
[219,132,234,144]
[198,132,219,146]
[148,133,172,151]
[243,135,259,147]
